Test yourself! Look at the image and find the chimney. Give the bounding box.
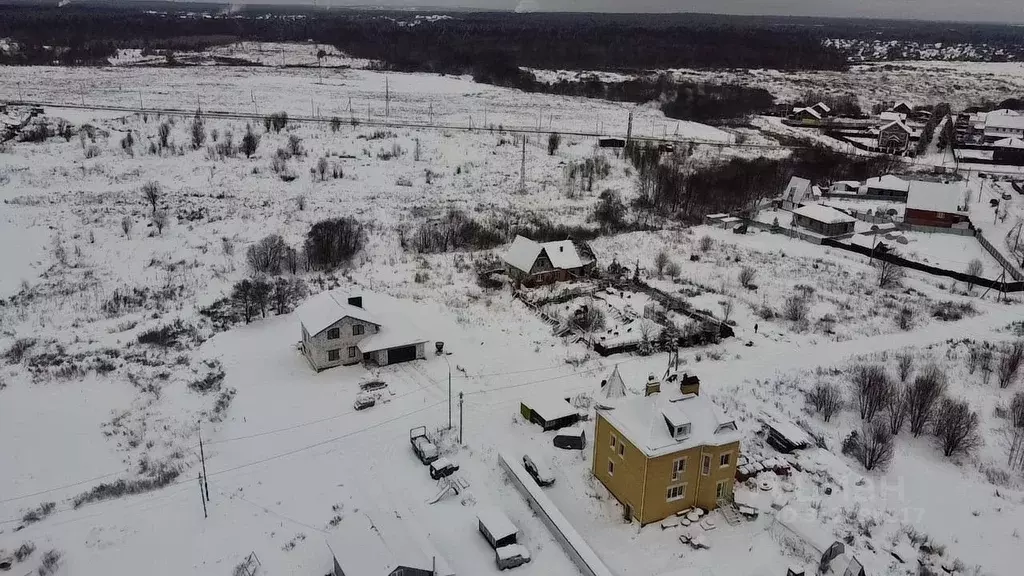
[645,374,661,396]
[679,374,700,396]
[347,296,363,309]
[559,246,564,252]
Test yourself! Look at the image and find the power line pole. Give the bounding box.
[385,76,390,118]
[198,473,207,519]
[458,392,464,444]
[519,137,527,194]
[448,364,452,430]
[198,422,210,502]
[429,102,433,124]
[625,110,634,149]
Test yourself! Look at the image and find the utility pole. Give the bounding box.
[459,392,464,444]
[448,364,452,430]
[198,422,210,502]
[428,102,433,124]
[198,473,207,519]
[625,110,634,150]
[385,76,390,118]
[139,90,144,110]
[251,91,258,116]
[519,137,527,194]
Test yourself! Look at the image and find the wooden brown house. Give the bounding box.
[502,235,597,287]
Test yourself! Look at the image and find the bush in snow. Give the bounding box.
[593,189,626,230]
[738,266,756,288]
[665,261,682,278]
[137,320,200,348]
[265,112,289,133]
[190,109,206,150]
[932,397,982,457]
[72,465,179,508]
[874,258,903,288]
[304,217,366,270]
[157,121,171,149]
[152,211,169,235]
[698,235,714,252]
[885,381,909,435]
[997,341,1024,389]
[782,293,809,322]
[548,132,561,155]
[120,131,135,156]
[4,338,38,364]
[907,364,947,437]
[653,250,670,277]
[36,549,61,576]
[842,420,894,471]
[20,502,55,525]
[807,381,843,422]
[141,181,161,215]
[896,352,914,383]
[851,364,892,421]
[84,144,101,158]
[896,306,915,330]
[241,124,260,158]
[930,300,977,321]
[964,258,983,289]
[1011,391,1024,429]
[14,542,36,562]
[330,116,342,132]
[287,134,304,157]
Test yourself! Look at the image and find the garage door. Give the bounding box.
[387,345,417,365]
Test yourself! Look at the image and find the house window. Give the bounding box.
[701,454,711,476]
[610,435,617,450]
[347,346,358,358]
[326,327,340,340]
[327,349,340,362]
[671,457,687,481]
[716,480,731,500]
[608,460,614,476]
[674,424,691,438]
[617,442,625,458]
[666,484,687,502]
[352,324,364,336]
[720,453,731,467]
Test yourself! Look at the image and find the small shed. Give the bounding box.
[553,426,586,450]
[791,204,856,237]
[598,138,626,149]
[520,396,580,431]
[762,412,811,453]
[477,508,519,549]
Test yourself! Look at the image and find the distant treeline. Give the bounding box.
[0,4,847,71]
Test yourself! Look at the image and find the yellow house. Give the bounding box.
[591,374,740,526]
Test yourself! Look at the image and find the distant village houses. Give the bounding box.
[863,174,911,200]
[297,292,428,371]
[877,119,912,154]
[791,204,856,237]
[502,235,597,288]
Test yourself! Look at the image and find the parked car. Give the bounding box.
[359,379,387,392]
[429,457,460,480]
[353,393,376,411]
[495,544,531,570]
[410,426,439,464]
[522,454,555,486]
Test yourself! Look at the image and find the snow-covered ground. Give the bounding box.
[2,53,1024,576]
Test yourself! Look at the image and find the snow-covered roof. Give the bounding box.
[477,507,518,542]
[906,181,967,214]
[296,291,379,337]
[328,513,455,576]
[760,411,811,448]
[864,174,910,192]
[496,544,531,562]
[812,102,831,113]
[357,329,429,353]
[793,107,822,120]
[523,395,577,423]
[985,114,1024,131]
[879,119,912,133]
[792,204,856,225]
[993,137,1024,149]
[599,391,740,458]
[501,235,591,273]
[601,365,628,399]
[783,176,811,201]
[879,111,907,122]
[555,426,585,439]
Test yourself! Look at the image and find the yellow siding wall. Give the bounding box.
[592,414,645,522]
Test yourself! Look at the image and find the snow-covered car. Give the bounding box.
[353,394,376,411]
[495,544,531,570]
[359,379,387,392]
[410,426,439,464]
[522,454,555,486]
[429,457,459,480]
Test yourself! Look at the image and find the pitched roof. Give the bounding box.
[864,174,910,192]
[792,203,856,225]
[993,137,1024,149]
[879,111,907,122]
[906,181,967,214]
[296,291,379,337]
[783,176,811,202]
[880,119,912,134]
[328,513,455,576]
[813,102,831,113]
[599,391,739,458]
[985,113,1024,130]
[601,365,628,399]
[501,235,592,273]
[523,395,577,423]
[793,107,822,119]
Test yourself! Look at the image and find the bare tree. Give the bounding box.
[885,382,909,435]
[1009,428,1024,471]
[808,382,843,422]
[547,132,561,155]
[190,109,206,150]
[287,134,304,157]
[783,294,809,322]
[719,299,734,323]
[698,235,714,252]
[896,353,914,383]
[851,364,892,421]
[121,216,133,239]
[246,234,289,275]
[997,341,1024,389]
[141,181,161,215]
[738,266,756,288]
[241,124,260,158]
[665,261,681,278]
[271,276,307,315]
[231,279,257,323]
[157,121,171,149]
[315,157,329,181]
[875,258,904,288]
[907,365,948,437]
[1011,391,1024,429]
[932,397,982,457]
[152,211,168,235]
[858,419,895,471]
[653,250,670,277]
[965,258,983,290]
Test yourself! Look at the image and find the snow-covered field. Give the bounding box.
[2,52,1024,576]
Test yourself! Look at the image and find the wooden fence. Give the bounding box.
[977,231,1024,281]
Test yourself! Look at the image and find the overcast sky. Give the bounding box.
[303,0,1024,24]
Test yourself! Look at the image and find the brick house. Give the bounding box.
[297,292,427,371]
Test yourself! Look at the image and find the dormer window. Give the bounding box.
[715,421,737,434]
[674,423,691,438]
